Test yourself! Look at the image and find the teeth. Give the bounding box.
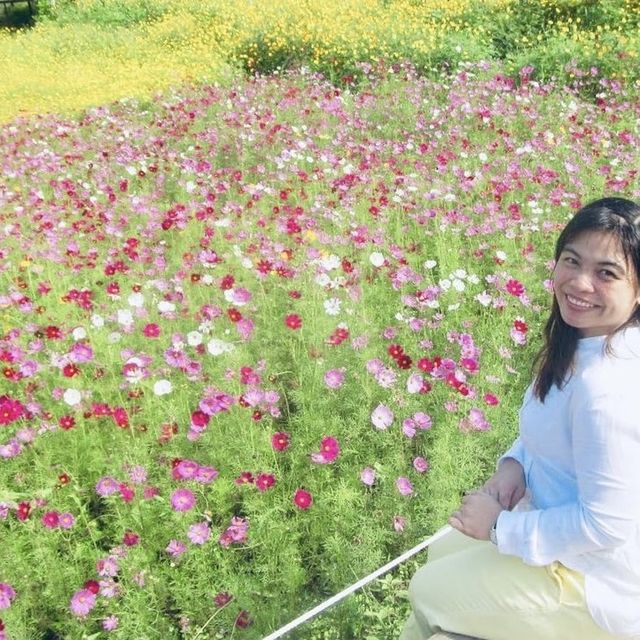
[567,294,595,309]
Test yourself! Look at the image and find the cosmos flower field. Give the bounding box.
[1,60,640,638]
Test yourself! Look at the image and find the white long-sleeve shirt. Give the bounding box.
[497,326,640,637]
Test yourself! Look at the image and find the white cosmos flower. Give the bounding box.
[320,254,341,271]
[158,301,175,313]
[107,332,121,344]
[369,252,385,267]
[187,331,203,347]
[207,338,234,356]
[117,309,134,326]
[315,273,331,287]
[72,327,87,341]
[91,314,104,328]
[424,260,437,269]
[153,380,173,396]
[324,297,341,316]
[452,278,465,292]
[128,292,145,308]
[439,279,451,291]
[63,389,82,406]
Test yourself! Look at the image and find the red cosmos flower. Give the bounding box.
[122,531,140,547]
[106,282,120,295]
[271,432,291,451]
[227,308,242,322]
[417,357,434,373]
[142,323,160,338]
[234,610,252,629]
[213,592,233,608]
[112,407,129,429]
[16,501,31,521]
[288,290,301,299]
[255,473,276,492]
[327,326,349,345]
[388,344,404,358]
[505,278,525,297]
[285,314,302,330]
[45,325,63,339]
[235,472,255,485]
[190,410,209,429]
[59,415,76,430]
[0,395,25,425]
[83,580,100,595]
[514,319,528,333]
[62,363,80,378]
[219,274,235,290]
[3,367,21,381]
[396,354,413,369]
[293,489,313,510]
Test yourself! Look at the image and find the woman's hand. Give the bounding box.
[480,457,525,511]
[449,491,503,540]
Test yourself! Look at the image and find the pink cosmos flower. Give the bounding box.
[165,539,187,557]
[58,512,75,529]
[396,477,414,496]
[360,467,376,486]
[219,516,249,547]
[0,583,15,609]
[323,368,345,389]
[70,588,96,618]
[95,476,119,497]
[102,615,119,631]
[195,465,219,484]
[96,556,119,577]
[371,404,393,430]
[187,521,210,545]
[393,516,407,532]
[413,457,429,473]
[171,488,196,512]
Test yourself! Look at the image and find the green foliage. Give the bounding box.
[39,0,170,26]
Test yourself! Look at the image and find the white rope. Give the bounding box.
[262,524,453,640]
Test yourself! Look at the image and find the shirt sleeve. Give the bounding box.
[498,437,531,479]
[496,386,640,566]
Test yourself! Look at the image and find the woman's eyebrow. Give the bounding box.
[562,246,626,272]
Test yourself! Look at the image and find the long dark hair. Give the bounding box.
[533,197,640,401]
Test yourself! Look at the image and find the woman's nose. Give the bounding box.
[569,269,595,291]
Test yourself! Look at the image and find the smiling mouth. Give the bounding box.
[566,294,596,309]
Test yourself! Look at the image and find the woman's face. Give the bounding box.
[553,230,640,338]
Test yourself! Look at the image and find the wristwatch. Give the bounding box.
[489,519,498,545]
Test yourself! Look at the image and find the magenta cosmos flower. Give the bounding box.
[170,488,196,512]
[293,489,312,510]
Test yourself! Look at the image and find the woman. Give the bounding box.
[401,197,640,640]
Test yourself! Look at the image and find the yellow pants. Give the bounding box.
[400,527,635,640]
